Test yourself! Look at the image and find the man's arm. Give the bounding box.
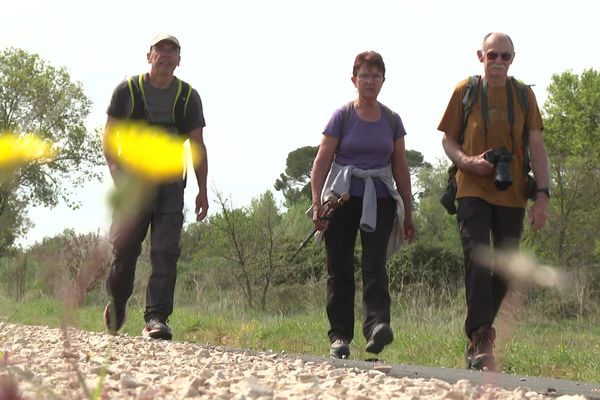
[189,127,208,221]
[103,115,121,181]
[441,133,493,176]
[528,128,550,230]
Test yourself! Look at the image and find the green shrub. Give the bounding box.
[388,242,463,294]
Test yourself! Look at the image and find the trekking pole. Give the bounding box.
[288,191,350,262]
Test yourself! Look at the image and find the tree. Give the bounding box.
[274,145,317,206]
[208,190,286,309]
[524,69,600,268]
[411,158,461,251]
[0,48,104,250]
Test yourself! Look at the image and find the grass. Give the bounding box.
[1,290,599,384]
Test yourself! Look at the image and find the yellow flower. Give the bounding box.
[105,122,202,182]
[0,132,56,168]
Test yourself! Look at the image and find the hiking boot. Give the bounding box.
[470,326,496,371]
[142,319,173,340]
[103,298,126,334]
[365,323,394,354]
[330,339,350,359]
[465,339,475,369]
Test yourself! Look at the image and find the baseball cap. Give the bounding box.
[150,34,180,49]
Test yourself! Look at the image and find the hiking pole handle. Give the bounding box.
[288,191,350,262]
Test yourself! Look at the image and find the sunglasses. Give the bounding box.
[485,51,513,61]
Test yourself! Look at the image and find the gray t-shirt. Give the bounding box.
[106,74,206,134]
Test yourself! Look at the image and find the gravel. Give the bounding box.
[0,323,589,399]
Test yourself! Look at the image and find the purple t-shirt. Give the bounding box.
[323,103,407,197]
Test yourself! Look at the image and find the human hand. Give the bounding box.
[528,195,548,231]
[403,216,416,242]
[312,204,329,231]
[195,192,209,221]
[461,152,494,177]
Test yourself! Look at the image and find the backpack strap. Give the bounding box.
[380,103,400,134]
[341,101,354,135]
[126,74,192,135]
[511,77,531,175]
[126,74,147,121]
[173,79,193,135]
[341,101,399,134]
[459,75,480,144]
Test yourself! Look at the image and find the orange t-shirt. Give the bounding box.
[438,78,544,208]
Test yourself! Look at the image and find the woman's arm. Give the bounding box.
[310,134,339,231]
[391,137,415,241]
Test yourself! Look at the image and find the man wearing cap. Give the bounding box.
[102,34,208,340]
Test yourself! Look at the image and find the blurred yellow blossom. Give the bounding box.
[0,132,56,168]
[105,122,202,182]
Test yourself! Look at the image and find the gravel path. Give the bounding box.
[0,323,588,399]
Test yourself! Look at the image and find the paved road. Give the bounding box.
[281,352,600,399]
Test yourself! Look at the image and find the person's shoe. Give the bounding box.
[365,323,394,354]
[470,326,496,371]
[465,339,475,369]
[103,298,126,334]
[142,319,173,340]
[329,339,350,359]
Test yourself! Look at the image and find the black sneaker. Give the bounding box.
[104,298,126,334]
[330,339,350,359]
[365,323,394,354]
[142,319,173,340]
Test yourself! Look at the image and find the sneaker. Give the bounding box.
[471,326,496,371]
[365,323,394,354]
[104,298,126,334]
[142,319,173,340]
[330,339,350,359]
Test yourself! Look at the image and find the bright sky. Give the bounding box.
[3,0,599,247]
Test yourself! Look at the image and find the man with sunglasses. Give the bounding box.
[438,32,550,371]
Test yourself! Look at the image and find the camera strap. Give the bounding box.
[480,79,516,153]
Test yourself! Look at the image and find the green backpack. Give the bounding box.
[440,75,533,214]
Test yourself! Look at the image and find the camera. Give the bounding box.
[484,147,513,191]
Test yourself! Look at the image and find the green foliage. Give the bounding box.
[524,69,600,267]
[411,158,461,249]
[387,242,463,294]
[0,191,29,255]
[405,149,432,173]
[206,190,288,309]
[0,48,104,251]
[274,145,317,206]
[543,69,600,160]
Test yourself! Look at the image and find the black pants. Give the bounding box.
[106,182,184,323]
[457,197,525,338]
[324,196,395,343]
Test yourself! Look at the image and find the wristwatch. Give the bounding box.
[536,187,551,198]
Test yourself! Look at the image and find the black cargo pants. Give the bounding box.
[457,197,525,338]
[106,181,185,323]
